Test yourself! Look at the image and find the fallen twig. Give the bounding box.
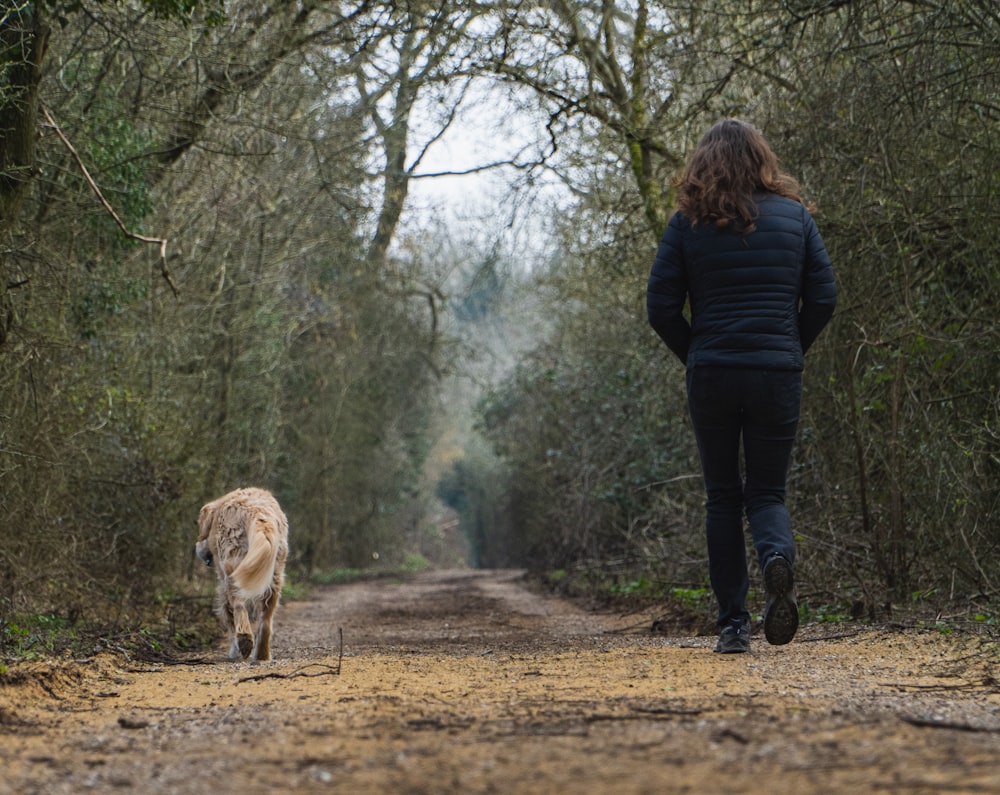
[585,706,704,723]
[634,705,704,716]
[899,714,1000,733]
[880,680,988,693]
[237,662,341,684]
[236,627,343,684]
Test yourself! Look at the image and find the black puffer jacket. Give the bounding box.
[646,194,837,370]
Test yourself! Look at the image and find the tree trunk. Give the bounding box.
[0,4,50,226]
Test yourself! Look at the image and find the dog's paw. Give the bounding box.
[237,633,254,659]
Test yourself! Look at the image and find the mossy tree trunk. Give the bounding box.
[0,3,49,226]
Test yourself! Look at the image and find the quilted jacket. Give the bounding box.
[646,194,837,370]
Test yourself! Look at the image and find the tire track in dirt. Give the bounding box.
[2,569,999,794]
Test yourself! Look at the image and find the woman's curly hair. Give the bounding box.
[676,119,805,233]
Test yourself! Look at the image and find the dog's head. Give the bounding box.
[195,499,219,567]
[195,538,214,567]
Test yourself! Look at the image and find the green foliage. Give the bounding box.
[0,620,36,659]
[280,578,308,601]
[81,116,155,231]
[0,614,76,660]
[437,436,515,568]
[609,577,652,596]
[0,600,219,662]
[73,276,148,339]
[400,553,432,573]
[310,568,371,586]
[670,587,712,611]
[798,602,849,625]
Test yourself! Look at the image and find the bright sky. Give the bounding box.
[401,79,570,273]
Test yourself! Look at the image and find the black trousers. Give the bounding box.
[685,366,802,627]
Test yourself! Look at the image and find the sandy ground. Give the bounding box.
[2,568,999,794]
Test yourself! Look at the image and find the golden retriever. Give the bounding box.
[195,487,288,662]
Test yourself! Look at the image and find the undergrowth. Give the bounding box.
[527,564,1000,639]
[0,589,218,668]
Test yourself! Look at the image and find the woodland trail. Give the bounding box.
[2,568,999,794]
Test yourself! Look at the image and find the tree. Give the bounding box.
[0,0,226,226]
[476,0,1000,615]
[0,0,469,616]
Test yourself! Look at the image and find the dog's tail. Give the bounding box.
[231,515,280,599]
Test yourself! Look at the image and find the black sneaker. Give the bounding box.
[714,620,750,654]
[763,554,799,645]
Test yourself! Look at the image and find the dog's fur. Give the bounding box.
[195,487,288,662]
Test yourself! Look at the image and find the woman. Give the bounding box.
[646,119,837,653]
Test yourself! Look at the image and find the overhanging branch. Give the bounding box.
[40,104,179,298]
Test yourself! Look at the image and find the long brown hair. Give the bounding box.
[676,119,803,232]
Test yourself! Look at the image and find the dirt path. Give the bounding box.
[3,569,999,794]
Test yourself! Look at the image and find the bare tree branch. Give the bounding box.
[40,103,179,297]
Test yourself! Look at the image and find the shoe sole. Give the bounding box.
[763,557,798,646]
